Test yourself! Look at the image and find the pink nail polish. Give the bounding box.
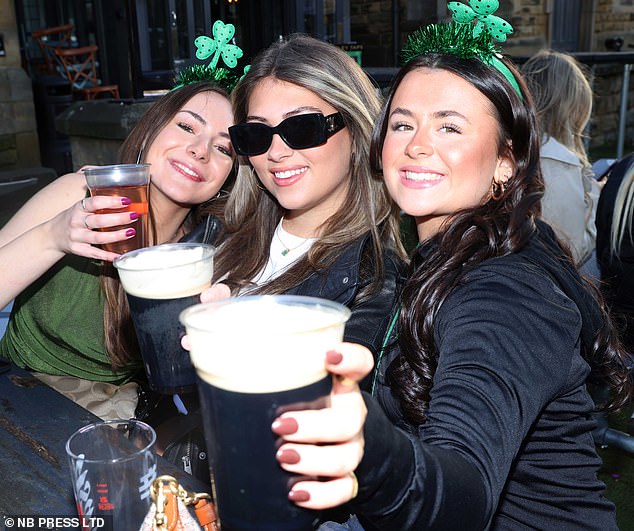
[276,448,301,464]
[326,350,343,365]
[129,212,139,220]
[126,228,136,237]
[272,417,298,435]
[121,197,131,206]
[288,490,310,502]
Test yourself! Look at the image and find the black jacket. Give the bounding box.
[287,233,407,370]
[185,216,408,389]
[596,153,634,351]
[353,222,616,530]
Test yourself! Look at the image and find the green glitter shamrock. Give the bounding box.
[448,0,513,42]
[172,20,249,92]
[194,20,244,69]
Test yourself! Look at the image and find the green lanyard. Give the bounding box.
[371,308,400,397]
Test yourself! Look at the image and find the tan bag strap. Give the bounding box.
[151,475,218,531]
[193,497,219,531]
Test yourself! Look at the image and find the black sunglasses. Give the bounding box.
[229,112,346,156]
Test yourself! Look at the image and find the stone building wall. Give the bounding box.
[595,0,634,50]
[591,62,632,150]
[0,0,40,170]
[505,0,549,55]
[351,0,634,154]
[583,0,634,151]
[351,1,634,60]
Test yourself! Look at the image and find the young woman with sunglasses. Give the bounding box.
[213,34,406,366]
[0,81,235,419]
[155,35,406,478]
[269,18,632,531]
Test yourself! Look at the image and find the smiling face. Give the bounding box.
[381,68,513,240]
[144,90,234,208]
[246,77,353,235]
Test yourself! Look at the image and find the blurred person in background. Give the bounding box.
[522,50,600,271]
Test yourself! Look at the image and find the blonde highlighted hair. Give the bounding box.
[609,161,634,256]
[521,50,593,169]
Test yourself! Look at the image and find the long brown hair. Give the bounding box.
[372,54,631,424]
[102,81,234,369]
[213,34,405,297]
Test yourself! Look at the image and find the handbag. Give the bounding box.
[139,475,218,531]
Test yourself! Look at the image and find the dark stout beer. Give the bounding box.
[126,292,202,393]
[181,296,351,530]
[199,375,330,531]
[115,243,214,393]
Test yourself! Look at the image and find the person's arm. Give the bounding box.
[0,172,140,308]
[541,158,591,264]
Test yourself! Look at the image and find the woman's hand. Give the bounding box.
[200,283,231,302]
[272,342,373,510]
[51,195,140,262]
[181,283,232,350]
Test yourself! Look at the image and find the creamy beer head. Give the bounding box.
[181,295,351,394]
[114,243,215,298]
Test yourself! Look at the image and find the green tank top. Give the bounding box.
[0,254,138,384]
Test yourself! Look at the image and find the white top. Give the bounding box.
[250,220,317,287]
[540,136,599,266]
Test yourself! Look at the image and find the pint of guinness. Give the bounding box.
[114,243,214,394]
[180,295,351,531]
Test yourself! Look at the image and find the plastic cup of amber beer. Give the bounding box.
[83,164,151,254]
[114,243,215,394]
[180,295,351,531]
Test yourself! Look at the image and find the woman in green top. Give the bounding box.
[0,80,236,418]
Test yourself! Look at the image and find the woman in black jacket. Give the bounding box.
[216,34,408,364]
[272,15,633,531]
[158,34,408,479]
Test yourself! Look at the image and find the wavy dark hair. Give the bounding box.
[102,81,234,369]
[370,54,631,424]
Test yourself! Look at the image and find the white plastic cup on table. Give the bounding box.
[83,164,151,254]
[114,242,215,394]
[180,295,351,531]
[65,419,157,531]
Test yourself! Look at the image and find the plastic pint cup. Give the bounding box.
[65,419,157,530]
[83,164,151,254]
[180,295,351,531]
[114,242,215,393]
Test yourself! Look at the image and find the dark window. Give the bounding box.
[551,0,581,52]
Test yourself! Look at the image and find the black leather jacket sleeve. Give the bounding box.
[286,234,407,374]
[345,250,405,352]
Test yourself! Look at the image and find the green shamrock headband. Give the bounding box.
[173,20,249,92]
[402,0,522,97]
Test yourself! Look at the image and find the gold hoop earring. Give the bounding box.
[491,179,508,200]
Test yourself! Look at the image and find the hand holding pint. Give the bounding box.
[180,295,351,531]
[83,164,150,254]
